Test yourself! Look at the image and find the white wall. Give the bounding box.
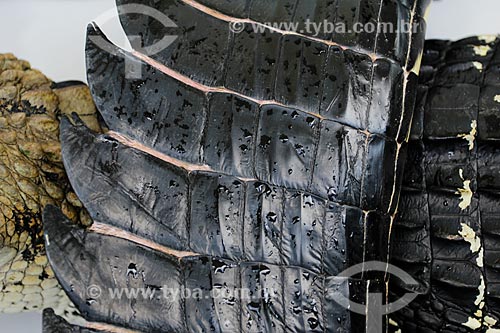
[0,0,127,83]
[0,0,499,332]
[426,0,500,40]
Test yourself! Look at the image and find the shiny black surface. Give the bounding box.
[391,36,500,332]
[45,0,431,332]
[44,205,354,333]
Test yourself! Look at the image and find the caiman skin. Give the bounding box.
[0,53,98,318]
[42,0,430,332]
[39,36,500,333]
[43,309,102,333]
[0,3,497,333]
[39,35,500,333]
[391,36,500,332]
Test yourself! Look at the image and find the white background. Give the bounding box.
[0,0,499,331]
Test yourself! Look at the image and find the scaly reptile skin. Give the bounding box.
[8,3,496,332]
[0,53,98,318]
[42,0,430,332]
[390,36,500,332]
[38,35,500,333]
[39,35,500,333]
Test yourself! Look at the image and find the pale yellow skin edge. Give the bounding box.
[0,53,99,322]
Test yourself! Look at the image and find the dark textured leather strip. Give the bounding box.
[391,35,500,333]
